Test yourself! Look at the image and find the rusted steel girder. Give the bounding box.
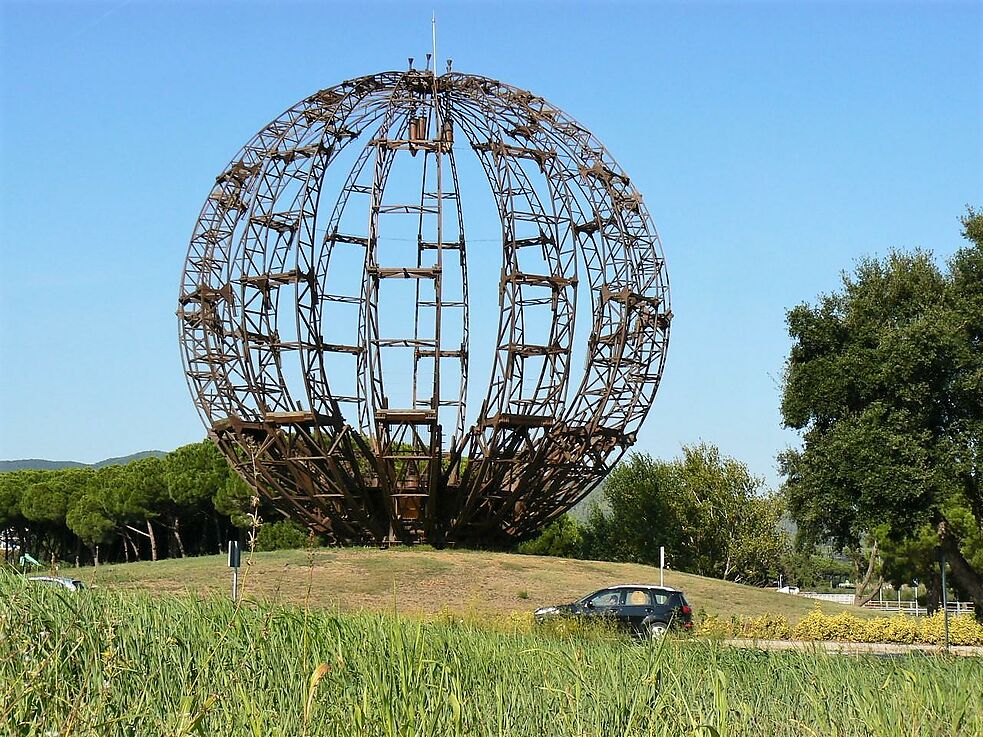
[178,69,672,546]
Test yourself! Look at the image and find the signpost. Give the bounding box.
[228,540,241,602]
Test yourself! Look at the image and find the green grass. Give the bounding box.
[73,547,878,624]
[2,574,980,737]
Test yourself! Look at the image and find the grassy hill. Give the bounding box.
[76,547,873,624]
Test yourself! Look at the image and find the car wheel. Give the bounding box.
[646,621,669,639]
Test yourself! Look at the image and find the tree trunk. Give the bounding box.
[122,535,130,563]
[852,539,880,606]
[925,569,942,615]
[936,514,983,623]
[856,576,883,607]
[171,515,187,558]
[147,520,158,562]
[214,514,222,554]
[124,532,140,562]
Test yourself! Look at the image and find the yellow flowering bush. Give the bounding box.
[788,608,835,641]
[736,612,792,640]
[917,611,983,646]
[695,613,734,639]
[698,606,983,646]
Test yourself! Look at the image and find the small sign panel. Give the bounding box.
[228,540,241,568]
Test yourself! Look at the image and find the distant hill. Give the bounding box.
[90,450,167,468]
[0,450,167,473]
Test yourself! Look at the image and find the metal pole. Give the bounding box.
[940,552,950,651]
[660,546,665,587]
[228,540,241,602]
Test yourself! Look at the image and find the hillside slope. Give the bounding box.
[78,547,872,623]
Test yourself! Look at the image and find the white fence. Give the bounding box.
[796,592,853,605]
[792,590,974,616]
[862,600,974,616]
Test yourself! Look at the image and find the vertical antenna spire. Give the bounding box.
[432,12,438,76]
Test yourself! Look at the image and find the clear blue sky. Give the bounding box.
[1,1,980,489]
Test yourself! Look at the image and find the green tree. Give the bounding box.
[65,490,115,565]
[781,208,983,617]
[517,515,585,558]
[255,519,311,551]
[115,458,168,561]
[0,472,30,562]
[20,468,91,563]
[586,444,789,585]
[213,468,255,530]
[163,441,228,556]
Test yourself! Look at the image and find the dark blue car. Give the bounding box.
[535,584,693,638]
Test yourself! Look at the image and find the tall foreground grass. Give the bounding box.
[1,576,980,737]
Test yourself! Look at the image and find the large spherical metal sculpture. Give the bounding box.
[178,68,671,546]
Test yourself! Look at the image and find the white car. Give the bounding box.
[28,576,86,592]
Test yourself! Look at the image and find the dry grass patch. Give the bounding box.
[75,547,877,624]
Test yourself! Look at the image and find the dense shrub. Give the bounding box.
[516,515,585,558]
[699,607,983,646]
[255,519,311,551]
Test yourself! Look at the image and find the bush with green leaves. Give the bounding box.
[255,519,312,551]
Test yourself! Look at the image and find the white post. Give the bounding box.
[659,546,665,587]
[431,13,437,74]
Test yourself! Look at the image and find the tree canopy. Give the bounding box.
[781,208,983,615]
[0,440,270,566]
[584,444,789,585]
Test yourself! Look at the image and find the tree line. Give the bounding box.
[519,444,791,588]
[0,441,260,566]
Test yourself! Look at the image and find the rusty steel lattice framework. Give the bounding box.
[178,68,672,546]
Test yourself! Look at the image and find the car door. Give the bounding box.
[582,588,624,623]
[620,588,656,633]
[649,588,673,623]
